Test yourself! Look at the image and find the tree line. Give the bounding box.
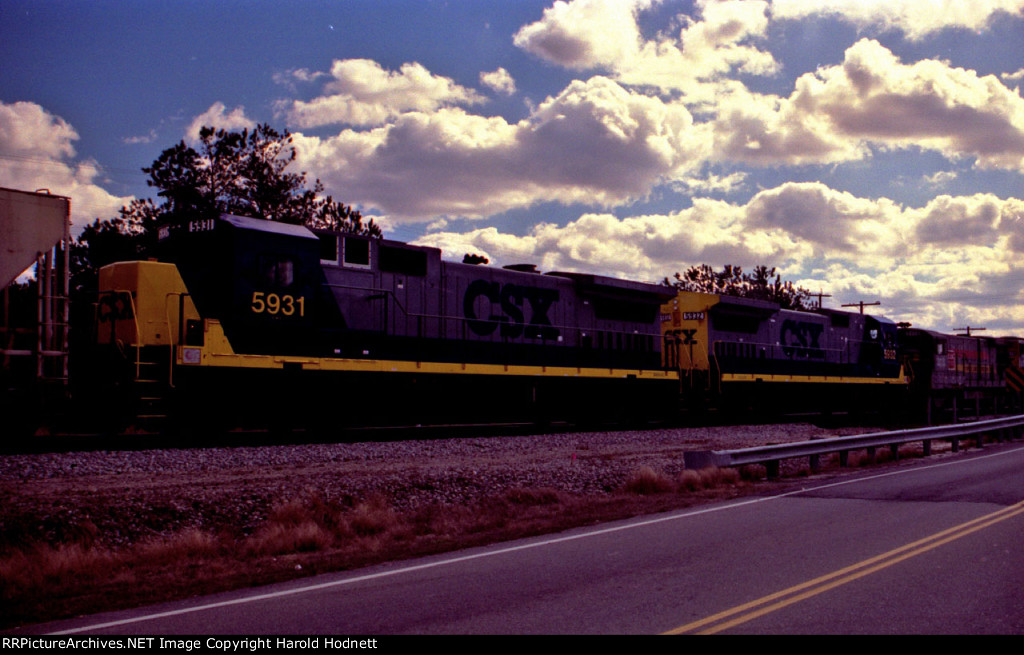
[665,264,812,310]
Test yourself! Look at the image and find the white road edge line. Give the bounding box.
[49,444,1024,635]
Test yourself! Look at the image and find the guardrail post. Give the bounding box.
[679,415,1024,485]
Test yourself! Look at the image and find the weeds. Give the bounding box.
[622,466,675,495]
[621,466,742,495]
[347,494,399,537]
[2,467,748,630]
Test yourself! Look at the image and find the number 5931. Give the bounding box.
[251,291,305,317]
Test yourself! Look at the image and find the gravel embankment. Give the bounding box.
[0,423,870,550]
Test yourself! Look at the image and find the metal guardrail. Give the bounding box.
[683,415,1024,479]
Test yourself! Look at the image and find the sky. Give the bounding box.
[2,0,1024,334]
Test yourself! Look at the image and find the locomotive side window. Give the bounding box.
[319,234,339,264]
[711,314,759,333]
[830,314,850,328]
[343,238,371,268]
[379,245,427,276]
[260,254,295,288]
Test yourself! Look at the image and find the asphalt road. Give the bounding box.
[16,442,1024,635]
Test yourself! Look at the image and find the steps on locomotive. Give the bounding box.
[131,359,170,431]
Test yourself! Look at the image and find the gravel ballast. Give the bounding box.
[0,423,873,550]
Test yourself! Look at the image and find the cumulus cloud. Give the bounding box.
[912,193,1024,249]
[123,129,158,145]
[674,171,749,195]
[923,170,958,187]
[514,0,778,95]
[807,40,1024,169]
[513,0,649,70]
[711,81,869,165]
[480,68,516,95]
[274,7,1021,227]
[415,192,808,283]
[712,39,1024,170]
[415,182,1024,331]
[746,182,905,257]
[0,100,131,231]
[253,3,1024,330]
[292,76,710,220]
[279,59,486,129]
[185,102,257,143]
[771,0,1024,41]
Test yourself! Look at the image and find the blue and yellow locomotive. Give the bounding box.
[661,290,905,413]
[92,213,1022,432]
[95,214,677,429]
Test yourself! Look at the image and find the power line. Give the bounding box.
[0,150,145,177]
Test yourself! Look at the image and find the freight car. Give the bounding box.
[84,213,1024,433]
[90,214,679,430]
[899,328,1024,422]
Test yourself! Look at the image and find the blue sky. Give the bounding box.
[3,0,1024,333]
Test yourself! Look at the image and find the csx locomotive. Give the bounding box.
[89,214,1021,431]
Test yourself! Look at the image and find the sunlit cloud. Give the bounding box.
[279,59,486,129]
[415,182,1024,332]
[712,39,1024,170]
[771,0,1024,41]
[185,102,257,143]
[0,100,131,231]
[292,76,710,220]
[480,68,517,96]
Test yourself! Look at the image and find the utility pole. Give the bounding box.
[842,301,881,314]
[954,326,986,337]
[811,290,832,309]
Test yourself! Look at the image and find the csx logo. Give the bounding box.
[781,319,825,359]
[665,328,697,345]
[463,280,559,339]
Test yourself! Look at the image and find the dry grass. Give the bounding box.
[0,465,754,630]
[0,485,597,628]
[622,466,676,495]
[620,465,743,495]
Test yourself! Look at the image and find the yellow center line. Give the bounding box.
[665,499,1024,635]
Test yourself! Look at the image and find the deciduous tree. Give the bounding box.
[73,124,380,291]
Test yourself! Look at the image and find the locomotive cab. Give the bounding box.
[159,214,331,357]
